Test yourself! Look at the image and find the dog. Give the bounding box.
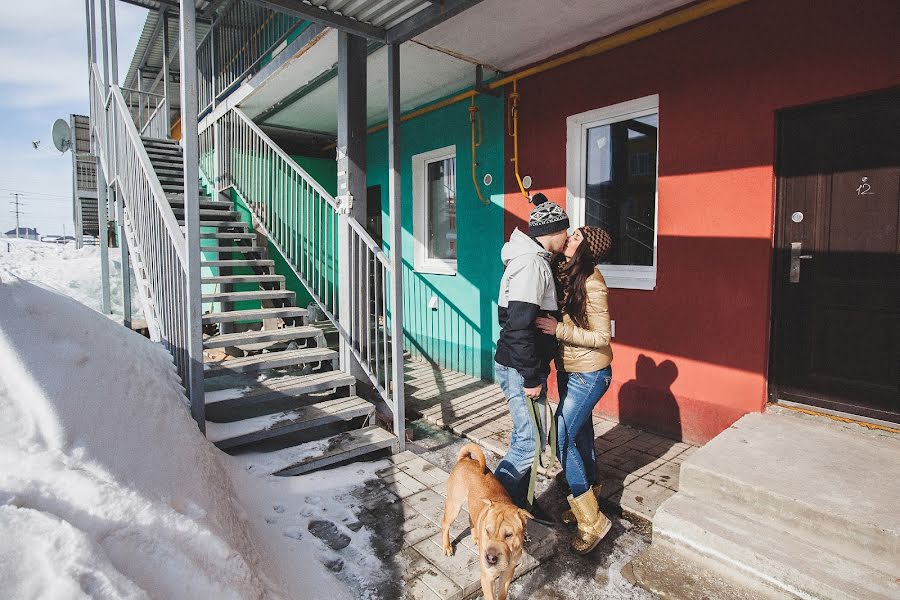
[441,443,532,600]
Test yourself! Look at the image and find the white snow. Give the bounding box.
[0,239,143,321]
[0,275,346,599]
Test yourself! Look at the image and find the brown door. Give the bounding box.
[772,88,900,423]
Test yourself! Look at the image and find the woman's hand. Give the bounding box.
[535,316,558,335]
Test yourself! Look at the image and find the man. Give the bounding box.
[494,193,569,520]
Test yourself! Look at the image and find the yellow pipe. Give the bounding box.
[365,0,750,134]
[468,96,489,205]
[508,81,528,200]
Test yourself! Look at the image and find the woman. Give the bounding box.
[536,226,613,554]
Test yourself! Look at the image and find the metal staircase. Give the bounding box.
[141,137,397,474]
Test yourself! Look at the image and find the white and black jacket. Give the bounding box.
[495,228,559,388]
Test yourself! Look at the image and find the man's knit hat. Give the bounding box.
[528,193,569,237]
[580,226,613,262]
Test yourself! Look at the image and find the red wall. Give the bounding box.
[503,0,900,443]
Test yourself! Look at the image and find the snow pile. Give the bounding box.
[0,239,142,320]
[0,277,337,599]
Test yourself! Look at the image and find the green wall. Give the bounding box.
[366,93,506,379]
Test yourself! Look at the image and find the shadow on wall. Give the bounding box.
[617,354,682,441]
[401,260,497,380]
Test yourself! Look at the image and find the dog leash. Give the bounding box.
[525,394,557,509]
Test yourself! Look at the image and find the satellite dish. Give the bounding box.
[51,119,72,153]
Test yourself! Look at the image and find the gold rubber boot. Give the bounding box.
[561,484,602,524]
[567,486,612,554]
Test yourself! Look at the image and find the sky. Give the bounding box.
[0,0,147,236]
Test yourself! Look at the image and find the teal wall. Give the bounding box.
[366,94,506,379]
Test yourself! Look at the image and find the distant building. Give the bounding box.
[4,227,39,240]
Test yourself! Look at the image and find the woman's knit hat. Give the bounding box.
[580,226,613,262]
[528,193,570,237]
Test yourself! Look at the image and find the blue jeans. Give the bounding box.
[494,361,547,507]
[556,366,612,497]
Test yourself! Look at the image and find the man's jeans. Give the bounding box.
[556,366,612,497]
[494,361,547,507]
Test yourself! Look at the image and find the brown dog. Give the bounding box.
[441,443,532,600]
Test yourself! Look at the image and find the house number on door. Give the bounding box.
[856,176,873,196]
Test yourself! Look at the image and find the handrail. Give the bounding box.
[200,105,400,410]
[89,63,195,405]
[141,98,169,139]
[120,86,165,99]
[110,86,186,265]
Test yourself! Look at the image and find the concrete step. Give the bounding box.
[205,371,356,414]
[201,259,274,268]
[268,425,397,476]
[676,413,900,574]
[201,274,284,285]
[202,306,307,324]
[202,289,294,303]
[198,245,265,254]
[204,325,322,349]
[650,494,899,600]
[204,347,337,378]
[207,395,374,450]
[633,411,900,600]
[200,231,256,240]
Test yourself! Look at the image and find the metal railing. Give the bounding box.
[90,64,197,402]
[199,107,401,412]
[198,0,300,115]
[120,87,168,139]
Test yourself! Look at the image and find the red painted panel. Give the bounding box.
[502,0,900,443]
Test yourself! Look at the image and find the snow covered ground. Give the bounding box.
[0,248,367,599]
[0,239,143,321]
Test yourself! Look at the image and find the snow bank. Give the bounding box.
[0,239,142,320]
[0,277,338,599]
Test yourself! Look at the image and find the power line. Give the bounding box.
[0,187,70,200]
[9,193,24,238]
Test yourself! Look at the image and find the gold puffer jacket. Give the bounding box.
[555,269,613,373]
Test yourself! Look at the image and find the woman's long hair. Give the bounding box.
[552,233,596,329]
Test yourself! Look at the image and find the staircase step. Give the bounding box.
[201,259,274,268]
[205,326,324,349]
[204,347,336,377]
[198,245,265,254]
[207,396,374,450]
[266,426,397,476]
[205,371,356,412]
[173,208,241,220]
[202,289,294,303]
[200,232,256,240]
[180,220,249,228]
[201,274,284,285]
[202,306,307,324]
[169,197,234,210]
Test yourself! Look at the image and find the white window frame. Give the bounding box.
[412,145,458,275]
[566,94,659,290]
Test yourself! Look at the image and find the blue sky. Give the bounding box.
[0,0,147,236]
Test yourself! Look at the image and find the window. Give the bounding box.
[413,146,457,274]
[566,95,659,290]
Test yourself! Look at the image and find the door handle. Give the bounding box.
[789,242,812,283]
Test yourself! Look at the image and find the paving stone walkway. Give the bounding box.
[403,358,698,522]
[365,450,558,600]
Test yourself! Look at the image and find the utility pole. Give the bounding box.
[10,193,24,238]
